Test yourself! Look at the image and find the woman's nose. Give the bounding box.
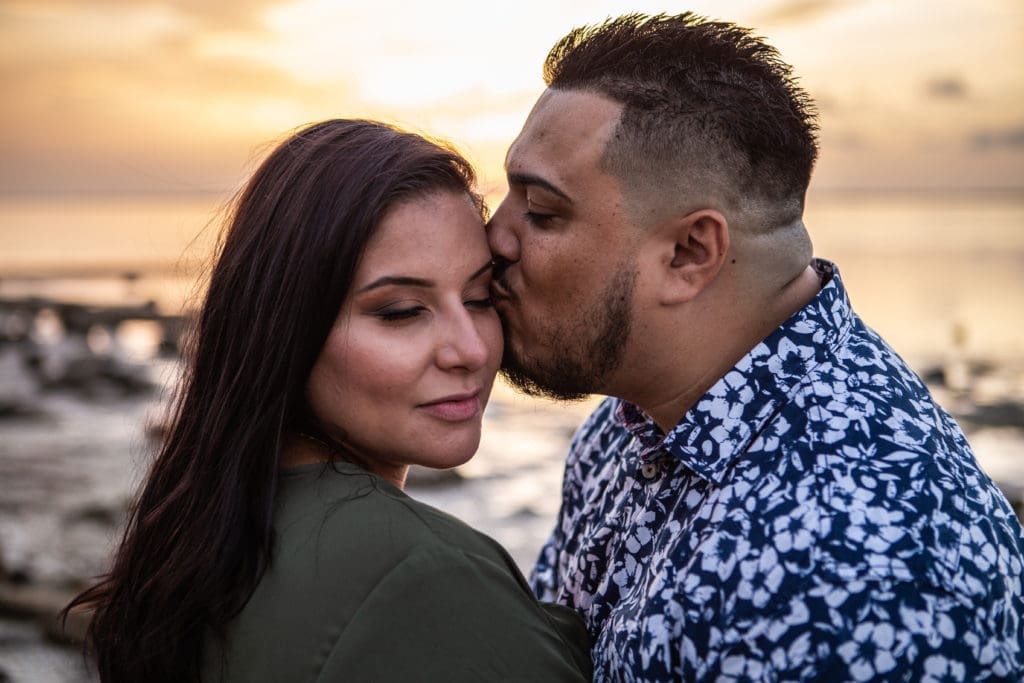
[436,310,492,371]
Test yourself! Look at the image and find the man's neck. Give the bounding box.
[617,264,823,433]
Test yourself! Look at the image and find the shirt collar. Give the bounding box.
[614,259,854,485]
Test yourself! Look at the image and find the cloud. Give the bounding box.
[810,92,840,114]
[0,0,365,193]
[825,131,868,151]
[1,0,289,32]
[755,0,852,26]
[925,77,969,99]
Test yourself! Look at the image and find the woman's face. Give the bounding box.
[306,190,502,487]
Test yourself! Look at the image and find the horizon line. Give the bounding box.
[0,185,1022,200]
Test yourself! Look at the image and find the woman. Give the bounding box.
[65,120,592,682]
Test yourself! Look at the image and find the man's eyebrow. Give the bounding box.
[507,172,573,203]
[356,260,493,294]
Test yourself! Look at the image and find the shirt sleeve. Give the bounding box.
[315,545,592,683]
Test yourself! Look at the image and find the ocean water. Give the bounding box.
[2,190,1022,360]
[802,191,1024,363]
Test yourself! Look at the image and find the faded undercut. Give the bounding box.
[543,13,819,231]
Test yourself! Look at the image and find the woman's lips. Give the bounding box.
[419,393,481,422]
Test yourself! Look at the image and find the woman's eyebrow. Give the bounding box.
[356,275,433,294]
[356,260,493,294]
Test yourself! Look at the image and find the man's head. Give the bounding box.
[545,12,818,226]
[489,13,819,405]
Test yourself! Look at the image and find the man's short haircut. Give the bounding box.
[544,13,819,228]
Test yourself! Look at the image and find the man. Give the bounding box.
[488,13,1024,682]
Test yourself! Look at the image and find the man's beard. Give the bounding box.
[499,267,636,401]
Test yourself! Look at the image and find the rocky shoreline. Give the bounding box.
[1,295,1022,681]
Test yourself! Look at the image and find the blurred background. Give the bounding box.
[1,0,1022,680]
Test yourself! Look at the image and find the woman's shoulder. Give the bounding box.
[210,464,591,682]
[275,462,513,572]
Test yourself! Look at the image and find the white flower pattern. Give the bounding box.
[532,261,1024,682]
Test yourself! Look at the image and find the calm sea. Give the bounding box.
[1,190,1022,362]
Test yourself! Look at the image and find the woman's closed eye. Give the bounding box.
[465,295,494,310]
[376,305,426,322]
[374,295,491,322]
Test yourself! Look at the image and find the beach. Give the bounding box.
[1,190,1022,681]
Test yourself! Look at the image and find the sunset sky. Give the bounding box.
[1,0,1021,197]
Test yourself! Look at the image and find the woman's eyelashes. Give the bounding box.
[465,295,494,310]
[464,279,495,310]
[376,305,425,322]
[373,292,493,323]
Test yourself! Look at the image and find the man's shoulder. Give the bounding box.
[756,351,1024,598]
[798,314,959,449]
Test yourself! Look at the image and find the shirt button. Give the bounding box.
[640,462,659,480]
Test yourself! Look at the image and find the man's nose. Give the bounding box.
[486,196,521,265]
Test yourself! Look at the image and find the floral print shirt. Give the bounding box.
[532,261,1024,682]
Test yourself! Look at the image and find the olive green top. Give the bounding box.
[202,462,592,682]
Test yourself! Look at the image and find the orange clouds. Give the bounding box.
[0,0,1020,194]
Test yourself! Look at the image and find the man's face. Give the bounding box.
[488,89,642,400]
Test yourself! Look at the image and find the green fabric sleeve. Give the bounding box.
[315,545,592,682]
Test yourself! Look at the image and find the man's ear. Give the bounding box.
[652,209,730,305]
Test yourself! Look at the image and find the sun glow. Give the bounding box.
[0,0,1020,194]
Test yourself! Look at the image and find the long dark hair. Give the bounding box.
[64,119,482,683]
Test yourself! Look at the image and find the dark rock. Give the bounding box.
[57,301,158,335]
[919,365,945,386]
[0,296,185,398]
[0,581,91,645]
[510,506,541,519]
[42,604,92,646]
[0,348,43,417]
[63,503,122,528]
[0,399,47,420]
[921,359,1000,389]
[997,481,1024,524]
[6,569,31,586]
[26,336,154,398]
[0,300,35,344]
[957,401,1024,429]
[0,582,75,620]
[157,314,190,358]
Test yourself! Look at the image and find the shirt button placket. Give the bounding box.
[640,461,659,480]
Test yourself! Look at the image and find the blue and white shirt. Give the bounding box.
[532,261,1024,682]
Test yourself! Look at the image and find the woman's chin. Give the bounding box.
[419,434,482,471]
